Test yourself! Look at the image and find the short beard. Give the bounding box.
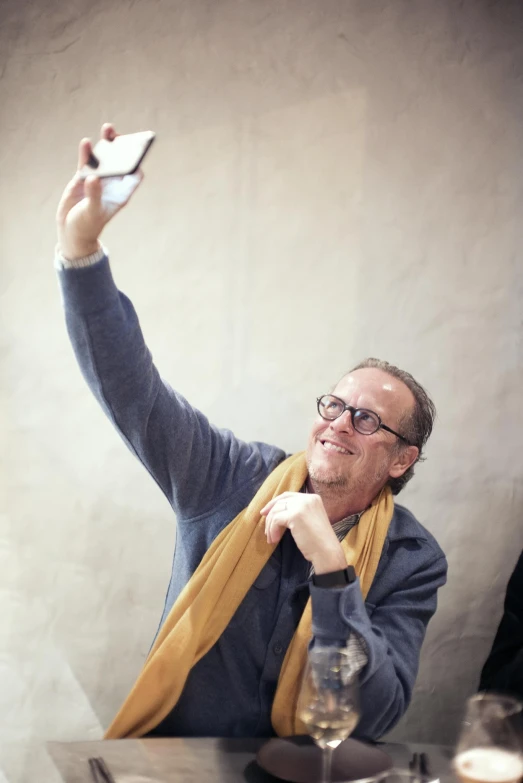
[307,456,390,498]
[307,459,352,492]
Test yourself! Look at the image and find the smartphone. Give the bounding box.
[78,130,156,180]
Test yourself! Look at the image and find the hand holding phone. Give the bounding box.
[57,124,152,261]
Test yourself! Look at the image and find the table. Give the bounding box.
[47,737,454,783]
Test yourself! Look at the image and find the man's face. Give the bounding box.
[306,368,418,499]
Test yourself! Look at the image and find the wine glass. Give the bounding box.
[297,645,361,783]
[454,693,523,783]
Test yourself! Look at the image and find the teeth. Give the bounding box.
[323,441,350,455]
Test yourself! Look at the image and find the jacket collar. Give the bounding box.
[387,503,429,542]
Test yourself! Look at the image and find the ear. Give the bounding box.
[388,445,419,479]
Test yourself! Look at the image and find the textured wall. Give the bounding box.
[2,0,523,780]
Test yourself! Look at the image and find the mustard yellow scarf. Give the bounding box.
[105,452,393,739]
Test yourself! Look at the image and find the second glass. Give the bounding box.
[454,693,523,783]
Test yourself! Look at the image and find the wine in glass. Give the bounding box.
[297,645,361,783]
[454,694,523,783]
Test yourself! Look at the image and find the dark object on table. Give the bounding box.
[88,757,116,783]
[480,551,523,702]
[409,751,431,779]
[256,735,393,783]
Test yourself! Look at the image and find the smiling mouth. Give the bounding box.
[320,439,354,456]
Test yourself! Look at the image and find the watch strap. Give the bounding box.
[312,565,356,588]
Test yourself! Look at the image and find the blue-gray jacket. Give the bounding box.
[57,257,447,740]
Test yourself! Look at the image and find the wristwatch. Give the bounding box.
[312,565,356,588]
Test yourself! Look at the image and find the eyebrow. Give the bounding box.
[332,393,385,417]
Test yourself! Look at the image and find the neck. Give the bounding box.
[306,476,379,523]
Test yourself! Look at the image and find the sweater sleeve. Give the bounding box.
[309,553,447,740]
[56,255,285,520]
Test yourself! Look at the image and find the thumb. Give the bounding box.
[84,175,102,207]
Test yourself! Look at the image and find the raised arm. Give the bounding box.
[56,126,285,519]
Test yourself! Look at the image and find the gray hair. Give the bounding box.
[348,358,436,495]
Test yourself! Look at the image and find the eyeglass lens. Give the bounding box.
[318,396,380,434]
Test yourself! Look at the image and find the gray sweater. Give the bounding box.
[57,256,447,740]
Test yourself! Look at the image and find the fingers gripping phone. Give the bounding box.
[78,131,155,180]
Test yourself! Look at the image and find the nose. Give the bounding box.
[330,409,355,434]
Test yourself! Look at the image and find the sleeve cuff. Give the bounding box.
[55,252,120,317]
[310,578,369,670]
[54,244,107,270]
[310,577,366,642]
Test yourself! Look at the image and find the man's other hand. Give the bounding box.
[261,492,347,575]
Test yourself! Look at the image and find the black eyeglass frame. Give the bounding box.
[316,394,412,445]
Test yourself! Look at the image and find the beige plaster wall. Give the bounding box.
[2,0,523,780]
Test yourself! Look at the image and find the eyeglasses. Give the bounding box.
[316,394,412,445]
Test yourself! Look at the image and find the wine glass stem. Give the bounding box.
[322,746,334,783]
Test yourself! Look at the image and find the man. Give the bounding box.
[479,551,523,701]
[55,124,447,741]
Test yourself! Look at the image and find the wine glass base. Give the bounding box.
[256,735,393,783]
